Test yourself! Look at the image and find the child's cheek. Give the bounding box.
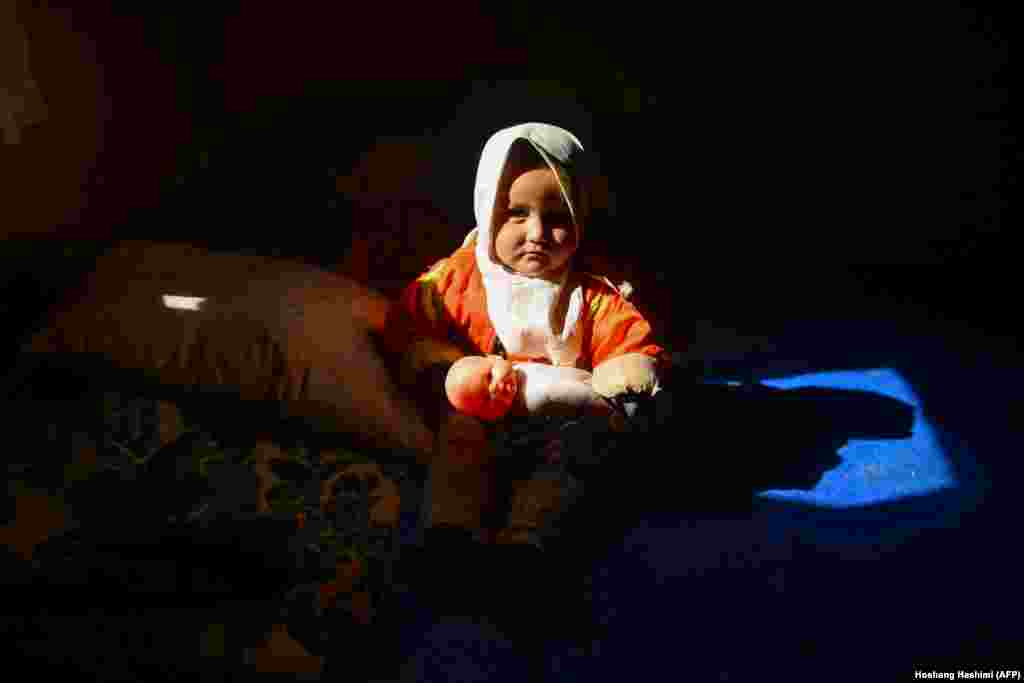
[494,221,529,265]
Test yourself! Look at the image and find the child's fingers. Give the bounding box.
[490,376,516,397]
[490,367,511,392]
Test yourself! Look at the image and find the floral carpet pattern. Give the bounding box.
[3,377,424,678]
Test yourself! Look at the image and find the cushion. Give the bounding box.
[19,241,435,457]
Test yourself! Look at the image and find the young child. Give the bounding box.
[445,354,614,422]
[382,122,669,402]
[380,122,670,544]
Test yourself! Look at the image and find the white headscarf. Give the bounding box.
[462,123,588,367]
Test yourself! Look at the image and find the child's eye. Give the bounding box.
[507,207,529,218]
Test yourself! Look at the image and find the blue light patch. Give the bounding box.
[755,368,956,509]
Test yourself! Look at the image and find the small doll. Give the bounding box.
[444,354,613,422]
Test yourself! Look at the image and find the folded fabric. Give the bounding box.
[20,241,435,458]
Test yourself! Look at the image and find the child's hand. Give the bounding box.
[593,352,660,398]
[446,356,517,421]
[488,358,518,400]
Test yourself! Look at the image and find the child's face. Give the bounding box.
[493,166,577,281]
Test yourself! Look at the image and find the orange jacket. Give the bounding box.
[381,239,666,371]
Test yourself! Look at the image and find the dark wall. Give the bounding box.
[3,3,1011,343]
[4,3,108,239]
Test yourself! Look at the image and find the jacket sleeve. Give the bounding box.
[588,289,666,369]
[379,258,450,354]
[378,257,469,393]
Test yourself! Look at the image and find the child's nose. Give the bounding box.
[525,216,546,241]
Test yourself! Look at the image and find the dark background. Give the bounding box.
[5,6,1010,251]
[3,0,1014,358]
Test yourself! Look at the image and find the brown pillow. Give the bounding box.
[20,241,435,459]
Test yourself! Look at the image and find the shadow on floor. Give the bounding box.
[556,316,1016,679]
[400,314,1016,681]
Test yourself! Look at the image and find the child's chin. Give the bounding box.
[526,260,571,280]
[514,263,544,275]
